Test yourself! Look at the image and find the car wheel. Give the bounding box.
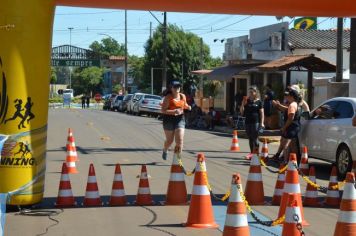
[336,144,352,180]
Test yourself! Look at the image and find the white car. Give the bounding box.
[300,97,356,179]
[126,93,144,114]
[132,94,162,116]
[111,95,124,111]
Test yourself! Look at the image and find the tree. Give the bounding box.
[72,67,104,95]
[89,37,125,57]
[50,67,57,84]
[142,24,211,94]
[128,55,145,91]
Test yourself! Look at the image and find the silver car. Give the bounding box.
[300,97,356,179]
[127,93,144,114]
[132,94,162,116]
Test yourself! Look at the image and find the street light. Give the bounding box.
[68,27,74,89]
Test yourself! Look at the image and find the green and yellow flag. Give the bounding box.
[294,17,317,30]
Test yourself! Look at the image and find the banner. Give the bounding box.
[0,194,6,236]
[294,17,317,30]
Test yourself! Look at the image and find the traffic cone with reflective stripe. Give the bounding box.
[278,153,308,225]
[303,166,320,207]
[333,172,356,236]
[66,149,78,174]
[230,130,240,152]
[66,128,79,162]
[55,162,75,207]
[282,193,305,236]
[223,173,250,236]
[244,149,264,205]
[185,153,218,228]
[260,139,269,162]
[165,152,188,205]
[299,146,309,176]
[83,164,102,206]
[325,166,341,207]
[135,165,154,205]
[109,164,127,206]
[272,164,286,205]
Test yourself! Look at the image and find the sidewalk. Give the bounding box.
[213,125,281,144]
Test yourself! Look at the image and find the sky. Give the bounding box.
[53,7,351,58]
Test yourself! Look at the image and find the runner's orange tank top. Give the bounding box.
[168,94,189,110]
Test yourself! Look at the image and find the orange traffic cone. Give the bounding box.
[260,139,269,162]
[83,164,102,206]
[244,150,264,205]
[135,165,154,205]
[55,162,75,207]
[299,146,309,176]
[278,153,308,225]
[272,164,286,205]
[109,164,127,206]
[325,166,341,207]
[165,152,188,205]
[185,153,218,229]
[66,151,78,174]
[66,128,79,162]
[333,172,356,236]
[303,166,320,207]
[230,130,240,152]
[282,193,305,236]
[223,173,250,236]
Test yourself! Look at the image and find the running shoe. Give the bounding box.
[245,153,253,160]
[162,150,168,160]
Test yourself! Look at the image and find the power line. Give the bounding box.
[55,10,121,16]
[199,15,253,35]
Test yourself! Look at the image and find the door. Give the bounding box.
[300,101,337,158]
[324,101,354,160]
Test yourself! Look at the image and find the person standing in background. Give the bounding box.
[81,95,86,109]
[240,86,265,160]
[86,95,90,109]
[263,84,274,129]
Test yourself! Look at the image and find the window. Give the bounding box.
[334,101,354,119]
[312,101,338,120]
[250,73,264,93]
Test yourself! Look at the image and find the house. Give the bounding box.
[209,22,350,112]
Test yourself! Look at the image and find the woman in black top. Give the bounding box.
[240,86,265,159]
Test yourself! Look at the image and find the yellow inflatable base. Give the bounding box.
[8,193,43,206]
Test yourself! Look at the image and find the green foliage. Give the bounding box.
[50,67,57,84]
[89,37,125,57]
[204,80,222,97]
[72,67,104,95]
[113,84,122,94]
[142,24,211,94]
[128,55,145,88]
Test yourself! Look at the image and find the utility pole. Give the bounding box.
[150,22,152,40]
[350,18,356,97]
[162,12,167,91]
[199,38,204,95]
[124,10,128,94]
[68,27,73,89]
[336,18,343,82]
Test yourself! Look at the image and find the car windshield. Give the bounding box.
[116,96,124,101]
[124,95,132,101]
[144,95,161,100]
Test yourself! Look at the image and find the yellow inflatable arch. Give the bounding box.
[0,0,354,205]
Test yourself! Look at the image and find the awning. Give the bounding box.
[191,69,212,75]
[207,63,261,81]
[257,54,336,72]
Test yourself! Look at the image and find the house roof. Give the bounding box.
[288,29,350,50]
[257,54,336,72]
[207,63,262,81]
[191,69,213,75]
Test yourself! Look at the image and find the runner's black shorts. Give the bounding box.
[162,115,186,131]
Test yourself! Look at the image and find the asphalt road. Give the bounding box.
[5,108,340,236]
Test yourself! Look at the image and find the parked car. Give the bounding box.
[119,94,133,112]
[103,93,117,111]
[132,94,162,116]
[111,95,124,111]
[300,97,356,179]
[127,93,144,114]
